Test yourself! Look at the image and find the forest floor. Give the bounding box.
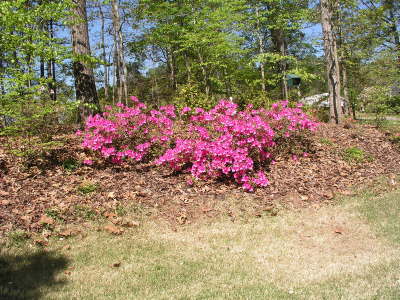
[0,119,400,298]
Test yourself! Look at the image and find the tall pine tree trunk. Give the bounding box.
[321,0,342,124]
[71,0,99,119]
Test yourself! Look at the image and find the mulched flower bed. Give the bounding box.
[0,122,399,236]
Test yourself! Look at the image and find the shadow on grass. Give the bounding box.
[0,250,69,299]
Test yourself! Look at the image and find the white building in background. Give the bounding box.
[300,93,329,107]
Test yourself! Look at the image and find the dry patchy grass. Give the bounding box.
[1,186,400,299]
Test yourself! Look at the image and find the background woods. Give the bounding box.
[0,0,399,129]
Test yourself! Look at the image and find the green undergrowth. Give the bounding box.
[343,146,373,163]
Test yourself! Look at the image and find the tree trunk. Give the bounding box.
[321,0,342,124]
[255,7,266,94]
[198,51,210,97]
[271,28,288,99]
[40,57,45,79]
[113,45,120,103]
[71,0,99,119]
[48,20,56,100]
[167,48,177,90]
[184,52,192,82]
[97,2,109,101]
[111,0,128,104]
[52,59,57,100]
[0,59,5,95]
[342,62,350,115]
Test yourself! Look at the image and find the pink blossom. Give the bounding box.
[83,159,93,165]
[79,97,318,191]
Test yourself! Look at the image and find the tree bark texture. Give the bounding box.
[71,0,99,118]
[321,0,342,124]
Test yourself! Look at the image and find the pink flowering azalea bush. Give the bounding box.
[77,96,175,164]
[79,97,318,191]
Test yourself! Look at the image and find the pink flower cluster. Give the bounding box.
[79,97,318,191]
[78,96,175,164]
[155,100,317,191]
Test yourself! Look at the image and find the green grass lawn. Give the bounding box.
[1,183,400,299]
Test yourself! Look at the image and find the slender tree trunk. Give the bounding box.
[255,7,266,94]
[47,58,53,98]
[48,20,56,100]
[223,68,232,97]
[40,57,45,79]
[321,0,342,124]
[97,3,109,101]
[52,59,57,100]
[167,48,177,90]
[342,62,350,115]
[111,0,128,104]
[198,51,210,97]
[112,45,117,105]
[113,45,121,102]
[47,21,55,100]
[281,38,289,100]
[271,28,288,99]
[0,58,5,95]
[154,74,160,106]
[184,52,192,82]
[71,0,99,119]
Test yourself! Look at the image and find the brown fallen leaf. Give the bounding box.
[323,190,334,200]
[104,224,124,235]
[20,215,32,223]
[109,217,121,224]
[39,215,55,225]
[103,211,117,219]
[0,190,9,196]
[34,239,48,246]
[201,206,213,213]
[59,229,80,238]
[112,262,121,268]
[334,228,343,234]
[121,219,140,228]
[0,200,10,205]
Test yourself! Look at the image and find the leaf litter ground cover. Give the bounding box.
[0,119,400,238]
